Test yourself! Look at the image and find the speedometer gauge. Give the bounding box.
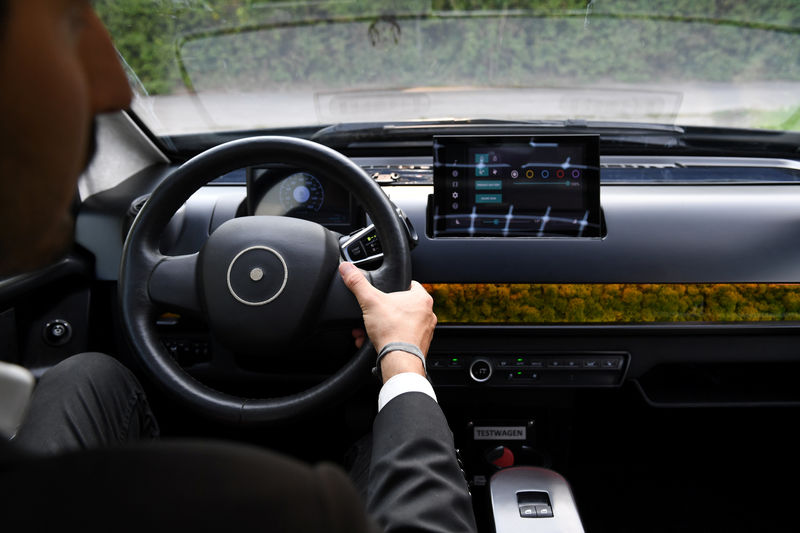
[279,172,324,212]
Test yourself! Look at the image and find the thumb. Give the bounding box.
[339,262,380,306]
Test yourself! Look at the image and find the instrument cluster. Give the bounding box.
[248,167,355,231]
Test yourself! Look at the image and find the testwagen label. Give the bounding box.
[473,426,526,440]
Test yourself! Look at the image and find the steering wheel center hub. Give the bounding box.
[227,246,287,306]
[198,215,343,353]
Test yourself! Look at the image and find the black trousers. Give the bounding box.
[1,354,475,532]
[1,353,380,531]
[12,352,159,454]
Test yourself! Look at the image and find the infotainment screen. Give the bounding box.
[432,135,601,237]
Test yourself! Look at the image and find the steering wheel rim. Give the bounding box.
[119,136,412,425]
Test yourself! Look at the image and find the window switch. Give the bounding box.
[518,504,554,518]
[517,491,553,518]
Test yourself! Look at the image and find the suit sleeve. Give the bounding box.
[367,392,478,533]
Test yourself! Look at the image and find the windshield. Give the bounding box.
[97,0,800,138]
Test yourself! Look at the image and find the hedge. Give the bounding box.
[96,0,800,96]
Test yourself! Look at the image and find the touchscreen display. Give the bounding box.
[432,135,601,237]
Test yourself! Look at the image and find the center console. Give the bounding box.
[490,467,585,533]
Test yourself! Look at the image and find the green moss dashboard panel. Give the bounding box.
[424,283,800,323]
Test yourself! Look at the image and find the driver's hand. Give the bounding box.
[339,262,436,382]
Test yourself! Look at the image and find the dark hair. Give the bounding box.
[0,0,7,39]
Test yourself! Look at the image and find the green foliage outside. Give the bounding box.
[96,0,800,106]
[751,105,800,130]
[424,283,800,323]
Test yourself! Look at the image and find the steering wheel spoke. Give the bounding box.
[316,265,366,326]
[149,253,202,316]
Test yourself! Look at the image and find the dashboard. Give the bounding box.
[12,123,792,533]
[75,145,800,407]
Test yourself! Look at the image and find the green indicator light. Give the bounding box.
[452,358,459,362]
[516,358,523,362]
[517,371,522,375]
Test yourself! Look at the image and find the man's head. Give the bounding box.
[0,0,131,275]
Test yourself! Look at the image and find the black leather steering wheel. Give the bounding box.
[119,136,412,425]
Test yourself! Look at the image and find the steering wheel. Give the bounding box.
[119,137,412,425]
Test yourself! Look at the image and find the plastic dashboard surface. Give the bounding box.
[75,154,800,402]
[77,155,800,285]
[389,185,800,285]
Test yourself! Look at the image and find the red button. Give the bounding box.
[491,447,515,469]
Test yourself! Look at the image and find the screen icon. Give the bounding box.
[475,153,489,177]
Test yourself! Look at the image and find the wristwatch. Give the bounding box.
[372,342,427,383]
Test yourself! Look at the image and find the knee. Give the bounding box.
[41,353,136,390]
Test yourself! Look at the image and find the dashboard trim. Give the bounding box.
[433,322,800,333]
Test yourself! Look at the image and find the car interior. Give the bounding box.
[2,1,800,531]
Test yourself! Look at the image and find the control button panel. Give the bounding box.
[428,353,628,387]
[341,226,383,265]
[340,207,417,266]
[517,491,553,519]
[163,338,211,366]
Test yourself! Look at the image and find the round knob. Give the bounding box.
[486,445,515,469]
[469,359,493,383]
[43,320,72,346]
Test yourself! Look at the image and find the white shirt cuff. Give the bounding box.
[377,372,438,412]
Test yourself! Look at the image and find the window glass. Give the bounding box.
[96,1,800,136]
